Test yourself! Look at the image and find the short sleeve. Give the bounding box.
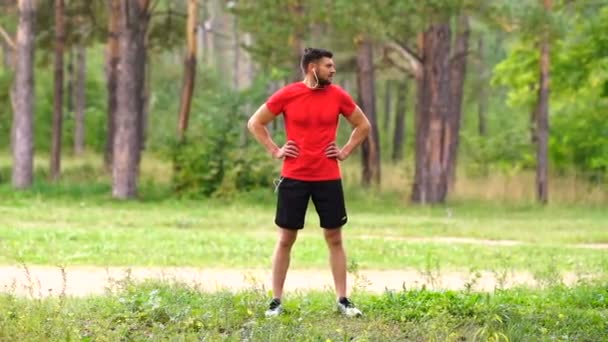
[266,87,288,115]
[338,87,357,116]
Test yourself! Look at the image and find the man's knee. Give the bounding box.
[324,229,343,247]
[277,229,298,249]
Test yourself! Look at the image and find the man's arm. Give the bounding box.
[325,106,371,161]
[247,104,299,159]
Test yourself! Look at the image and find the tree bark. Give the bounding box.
[11,0,36,189]
[392,80,407,162]
[536,0,552,204]
[232,14,240,89]
[412,33,427,202]
[411,23,451,204]
[66,47,74,116]
[444,15,470,189]
[104,0,120,170]
[477,37,487,136]
[383,80,392,131]
[74,43,86,156]
[356,36,381,186]
[112,0,150,199]
[140,51,149,154]
[0,35,15,69]
[50,0,65,181]
[289,0,304,82]
[177,0,197,141]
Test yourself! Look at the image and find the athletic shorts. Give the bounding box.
[274,177,348,230]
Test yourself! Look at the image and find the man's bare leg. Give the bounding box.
[324,227,347,298]
[271,227,298,300]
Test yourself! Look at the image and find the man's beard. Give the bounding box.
[317,76,332,86]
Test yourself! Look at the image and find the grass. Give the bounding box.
[0,278,606,341]
[0,154,606,340]
[0,154,607,273]
[0,183,607,274]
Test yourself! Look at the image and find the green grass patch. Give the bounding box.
[1,189,607,273]
[1,279,606,341]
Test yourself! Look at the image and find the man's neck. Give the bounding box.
[302,75,326,89]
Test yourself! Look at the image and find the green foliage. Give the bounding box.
[170,70,277,198]
[492,4,608,176]
[0,279,606,341]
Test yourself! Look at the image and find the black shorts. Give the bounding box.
[275,177,347,229]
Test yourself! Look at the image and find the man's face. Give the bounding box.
[312,57,336,86]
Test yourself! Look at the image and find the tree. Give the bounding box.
[356,36,380,186]
[535,0,551,204]
[73,43,85,155]
[177,0,197,141]
[11,0,36,189]
[392,80,407,162]
[411,23,452,204]
[445,15,470,188]
[104,0,119,169]
[50,0,65,181]
[477,36,488,136]
[112,0,151,199]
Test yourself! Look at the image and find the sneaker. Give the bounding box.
[337,297,363,317]
[265,298,283,317]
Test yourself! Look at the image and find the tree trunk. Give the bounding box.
[140,51,149,154]
[411,23,451,204]
[66,47,73,116]
[232,14,240,89]
[0,38,14,69]
[392,80,407,162]
[11,0,36,189]
[536,0,552,204]
[289,1,304,82]
[112,0,150,199]
[444,15,470,189]
[356,37,381,186]
[383,80,392,131]
[104,0,120,170]
[177,0,197,141]
[50,0,65,181]
[477,37,487,136]
[74,43,86,156]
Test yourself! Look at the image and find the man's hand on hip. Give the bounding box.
[325,142,347,161]
[273,140,299,159]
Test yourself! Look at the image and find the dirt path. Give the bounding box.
[355,235,608,249]
[0,265,589,298]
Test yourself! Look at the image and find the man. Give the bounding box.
[247,47,371,317]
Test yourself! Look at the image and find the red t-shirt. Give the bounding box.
[266,82,357,181]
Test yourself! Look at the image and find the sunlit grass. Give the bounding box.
[1,278,606,341]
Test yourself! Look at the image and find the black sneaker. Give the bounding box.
[265,298,283,317]
[337,297,362,317]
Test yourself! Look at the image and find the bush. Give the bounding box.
[170,72,277,198]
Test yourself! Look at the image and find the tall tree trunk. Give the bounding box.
[356,36,381,186]
[0,38,14,68]
[392,80,407,162]
[536,0,552,204]
[50,0,65,181]
[104,0,120,170]
[74,43,86,156]
[232,14,240,89]
[411,23,451,204]
[444,15,470,189]
[140,52,149,154]
[177,0,198,141]
[112,0,150,199]
[477,37,487,136]
[11,0,36,189]
[383,80,392,131]
[289,0,304,82]
[66,47,73,116]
